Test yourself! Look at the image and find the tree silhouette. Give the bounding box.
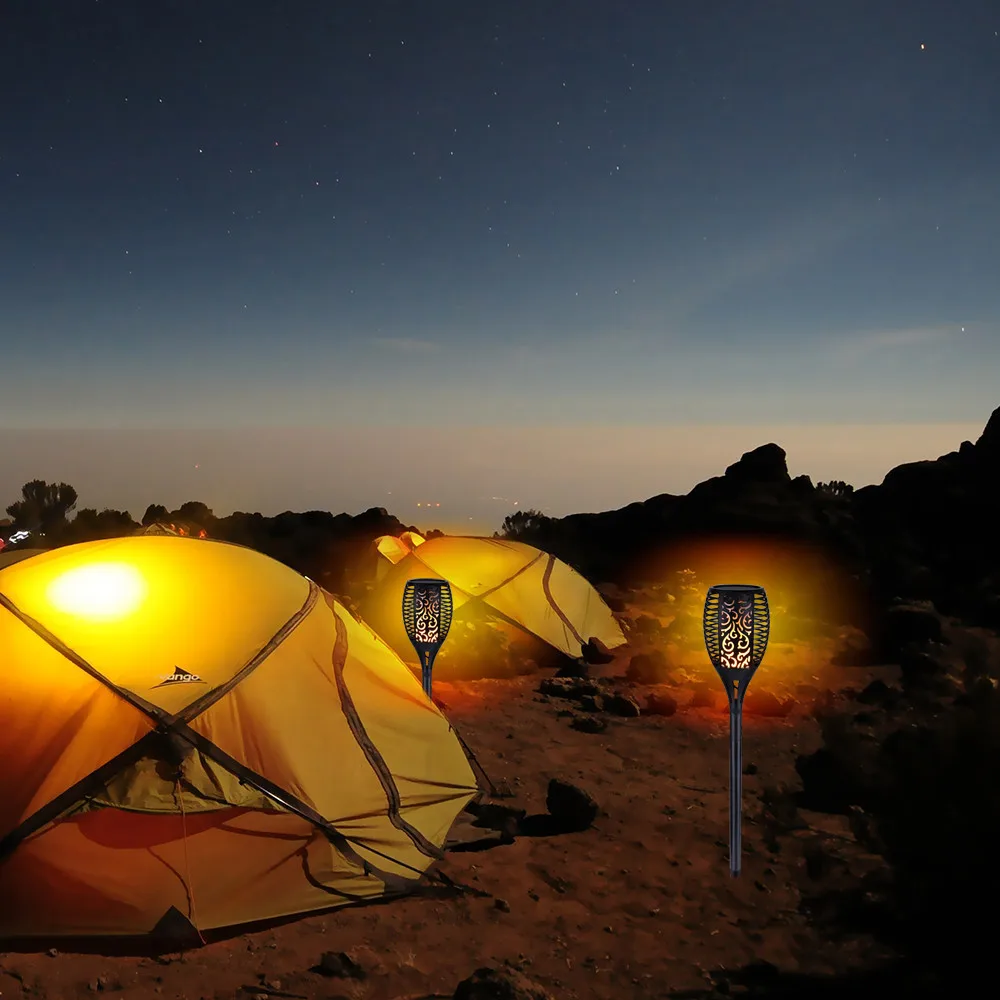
[817,480,854,498]
[497,508,552,542]
[176,501,214,523]
[63,508,138,544]
[5,480,78,534]
[141,503,169,526]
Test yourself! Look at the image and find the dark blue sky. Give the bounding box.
[1,1,998,524]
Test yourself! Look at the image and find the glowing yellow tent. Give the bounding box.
[363,532,626,664]
[0,536,478,940]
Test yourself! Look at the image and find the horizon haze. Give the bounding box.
[0,421,986,534]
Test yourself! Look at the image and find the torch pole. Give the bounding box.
[729,696,743,877]
[422,651,434,699]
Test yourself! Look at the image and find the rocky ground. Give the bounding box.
[3,590,991,1000]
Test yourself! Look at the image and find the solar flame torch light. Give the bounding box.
[703,584,770,877]
[402,578,454,699]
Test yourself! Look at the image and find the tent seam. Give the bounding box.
[540,553,585,646]
[327,602,444,861]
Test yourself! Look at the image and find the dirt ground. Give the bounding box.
[0,609,907,1000]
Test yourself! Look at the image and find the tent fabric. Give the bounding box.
[0,536,478,939]
[374,530,426,567]
[363,532,626,662]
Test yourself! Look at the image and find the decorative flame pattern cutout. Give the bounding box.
[402,578,453,650]
[719,592,753,670]
[703,585,769,675]
[412,582,441,643]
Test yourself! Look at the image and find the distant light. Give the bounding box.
[47,563,147,620]
[920,42,925,50]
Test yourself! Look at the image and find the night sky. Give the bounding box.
[1,1,998,527]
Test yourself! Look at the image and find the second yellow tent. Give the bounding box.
[363,532,626,664]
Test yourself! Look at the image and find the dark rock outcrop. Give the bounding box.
[504,404,1000,633]
[851,406,1000,624]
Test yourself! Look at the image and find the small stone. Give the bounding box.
[570,714,607,733]
[495,898,511,912]
[313,951,365,979]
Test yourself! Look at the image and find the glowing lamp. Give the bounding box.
[703,584,770,877]
[402,578,454,699]
[46,562,148,621]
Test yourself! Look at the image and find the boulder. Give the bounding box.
[545,779,599,831]
[644,691,679,716]
[626,649,674,684]
[604,692,642,717]
[538,677,593,699]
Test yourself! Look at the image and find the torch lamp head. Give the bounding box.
[703,584,770,703]
[402,578,454,667]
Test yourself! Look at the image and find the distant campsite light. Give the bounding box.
[47,562,147,620]
[703,584,770,878]
[402,578,454,699]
